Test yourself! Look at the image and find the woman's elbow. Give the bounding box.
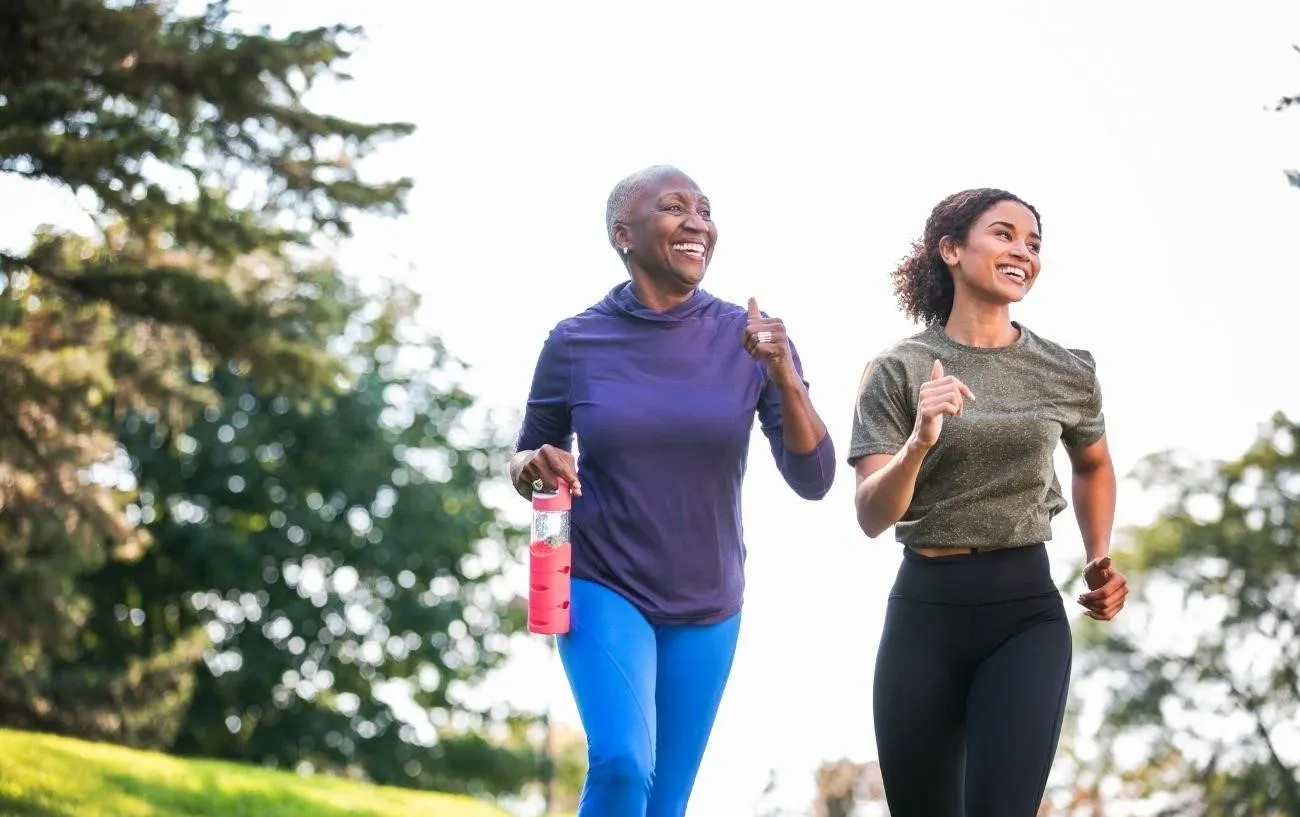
[793,480,833,501]
[853,485,892,538]
[854,502,889,539]
[858,517,889,539]
[779,457,836,500]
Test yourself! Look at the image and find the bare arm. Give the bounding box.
[754,364,835,500]
[1069,433,1127,620]
[770,366,828,455]
[853,359,971,538]
[853,436,931,538]
[1067,434,1116,562]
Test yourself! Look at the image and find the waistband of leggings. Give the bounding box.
[890,543,1060,606]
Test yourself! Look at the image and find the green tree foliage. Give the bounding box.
[0,0,413,723]
[1072,413,1300,816]
[0,237,352,737]
[0,0,545,798]
[50,272,533,794]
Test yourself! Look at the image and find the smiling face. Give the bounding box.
[612,169,717,295]
[940,199,1042,306]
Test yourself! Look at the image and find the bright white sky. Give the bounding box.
[4,2,1300,815]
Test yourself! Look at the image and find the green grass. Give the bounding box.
[0,729,510,817]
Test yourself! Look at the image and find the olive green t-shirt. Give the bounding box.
[847,322,1105,551]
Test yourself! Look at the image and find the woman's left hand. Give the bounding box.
[1078,555,1128,621]
[743,297,797,384]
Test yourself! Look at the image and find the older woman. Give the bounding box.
[509,165,836,817]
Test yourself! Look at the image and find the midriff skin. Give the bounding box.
[913,546,976,557]
[856,435,983,559]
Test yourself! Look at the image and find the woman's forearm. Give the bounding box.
[508,449,535,498]
[773,369,828,454]
[1072,459,1116,562]
[854,435,930,538]
[766,370,836,501]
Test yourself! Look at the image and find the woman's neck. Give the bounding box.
[944,297,1018,348]
[630,272,694,312]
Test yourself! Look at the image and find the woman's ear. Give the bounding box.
[613,223,633,255]
[938,235,960,267]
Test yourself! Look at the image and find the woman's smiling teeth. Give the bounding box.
[997,264,1028,283]
[672,242,706,259]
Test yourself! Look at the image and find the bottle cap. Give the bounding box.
[532,479,572,512]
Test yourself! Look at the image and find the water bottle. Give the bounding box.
[528,481,572,635]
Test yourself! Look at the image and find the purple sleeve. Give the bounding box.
[756,338,836,500]
[515,325,574,454]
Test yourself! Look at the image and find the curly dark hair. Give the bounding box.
[891,188,1042,325]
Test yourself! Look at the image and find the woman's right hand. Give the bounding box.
[912,359,975,450]
[516,444,582,497]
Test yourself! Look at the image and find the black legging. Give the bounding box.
[873,543,1071,817]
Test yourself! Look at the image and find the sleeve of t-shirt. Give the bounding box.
[1061,350,1105,450]
[847,354,914,466]
[756,336,837,501]
[514,324,574,454]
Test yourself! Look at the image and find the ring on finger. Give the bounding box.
[755,330,773,344]
[531,478,544,492]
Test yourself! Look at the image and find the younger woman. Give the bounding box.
[849,188,1129,816]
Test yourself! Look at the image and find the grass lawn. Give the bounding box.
[0,729,510,817]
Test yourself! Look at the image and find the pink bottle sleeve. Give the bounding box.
[528,481,572,635]
[528,541,571,634]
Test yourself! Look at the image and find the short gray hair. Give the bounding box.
[604,165,691,255]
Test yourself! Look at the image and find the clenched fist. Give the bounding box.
[913,359,975,450]
[515,444,582,497]
[1078,555,1128,621]
[742,297,796,384]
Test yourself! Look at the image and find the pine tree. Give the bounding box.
[0,0,412,732]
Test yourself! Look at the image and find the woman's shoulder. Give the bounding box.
[539,294,625,339]
[1018,324,1099,373]
[865,327,944,370]
[854,328,942,393]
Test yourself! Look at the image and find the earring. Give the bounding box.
[622,246,630,255]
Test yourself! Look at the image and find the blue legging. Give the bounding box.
[557,579,741,817]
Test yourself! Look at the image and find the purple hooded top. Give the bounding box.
[516,282,836,625]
